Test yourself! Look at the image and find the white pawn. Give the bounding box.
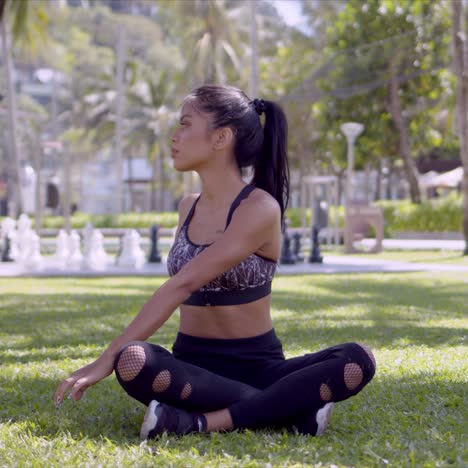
[17,229,35,264]
[24,232,44,270]
[68,231,83,268]
[17,213,32,233]
[84,230,110,270]
[117,229,145,269]
[52,230,70,267]
[1,217,16,238]
[17,214,33,262]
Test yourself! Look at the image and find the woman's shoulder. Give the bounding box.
[178,193,199,212]
[178,192,200,215]
[240,187,281,225]
[176,193,199,228]
[249,187,281,212]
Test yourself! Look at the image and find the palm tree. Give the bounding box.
[125,71,179,211]
[82,62,179,211]
[0,0,47,216]
[161,0,246,87]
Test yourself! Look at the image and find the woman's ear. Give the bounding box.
[213,127,234,150]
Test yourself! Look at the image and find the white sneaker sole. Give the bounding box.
[316,402,334,436]
[140,400,160,440]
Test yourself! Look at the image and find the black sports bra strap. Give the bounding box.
[225,185,256,229]
[182,195,201,228]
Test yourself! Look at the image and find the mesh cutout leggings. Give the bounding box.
[113,329,376,433]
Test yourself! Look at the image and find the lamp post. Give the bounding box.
[340,122,364,210]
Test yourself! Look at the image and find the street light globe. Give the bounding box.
[340,122,364,142]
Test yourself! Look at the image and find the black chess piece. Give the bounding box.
[292,232,304,262]
[280,228,296,265]
[1,235,14,262]
[308,226,323,263]
[148,225,162,263]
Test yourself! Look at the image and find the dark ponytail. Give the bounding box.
[251,100,290,218]
[184,85,290,218]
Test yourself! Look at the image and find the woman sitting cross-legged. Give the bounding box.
[54,85,376,438]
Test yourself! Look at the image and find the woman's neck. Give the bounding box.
[197,165,246,209]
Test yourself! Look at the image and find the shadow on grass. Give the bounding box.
[1,274,466,366]
[0,275,465,465]
[0,370,464,465]
[273,274,466,318]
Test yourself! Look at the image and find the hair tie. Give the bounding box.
[252,98,266,116]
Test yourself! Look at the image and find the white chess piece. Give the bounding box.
[1,217,16,238]
[17,213,32,232]
[68,231,83,268]
[117,229,145,269]
[84,229,110,270]
[52,230,70,267]
[16,214,34,263]
[23,232,44,270]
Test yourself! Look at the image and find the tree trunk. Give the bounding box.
[388,65,421,204]
[1,14,23,216]
[451,1,468,255]
[114,27,126,213]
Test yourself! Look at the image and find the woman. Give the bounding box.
[54,85,376,438]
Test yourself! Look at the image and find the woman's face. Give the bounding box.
[171,101,216,172]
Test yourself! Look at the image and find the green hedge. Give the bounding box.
[375,194,462,234]
[286,196,462,234]
[0,212,178,230]
[0,195,462,234]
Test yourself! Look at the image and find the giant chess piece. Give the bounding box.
[24,232,44,270]
[148,225,162,263]
[52,230,70,267]
[1,234,14,262]
[7,230,19,261]
[308,226,323,263]
[117,229,145,269]
[84,229,110,270]
[1,217,16,262]
[68,231,84,268]
[292,232,304,263]
[17,214,33,263]
[280,223,296,265]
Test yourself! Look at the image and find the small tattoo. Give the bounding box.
[216,230,224,234]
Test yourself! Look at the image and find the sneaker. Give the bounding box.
[293,402,334,436]
[315,402,334,436]
[140,400,206,440]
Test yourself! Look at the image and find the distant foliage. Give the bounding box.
[0,196,461,233]
[376,194,462,233]
[17,212,179,230]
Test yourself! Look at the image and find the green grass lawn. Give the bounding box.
[0,273,466,467]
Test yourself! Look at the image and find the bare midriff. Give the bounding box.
[178,295,273,339]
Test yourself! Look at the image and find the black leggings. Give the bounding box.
[113,330,376,433]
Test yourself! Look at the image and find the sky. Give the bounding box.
[270,0,309,33]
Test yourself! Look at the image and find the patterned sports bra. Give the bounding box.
[167,185,277,307]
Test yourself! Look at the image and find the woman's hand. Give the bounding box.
[54,353,115,406]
